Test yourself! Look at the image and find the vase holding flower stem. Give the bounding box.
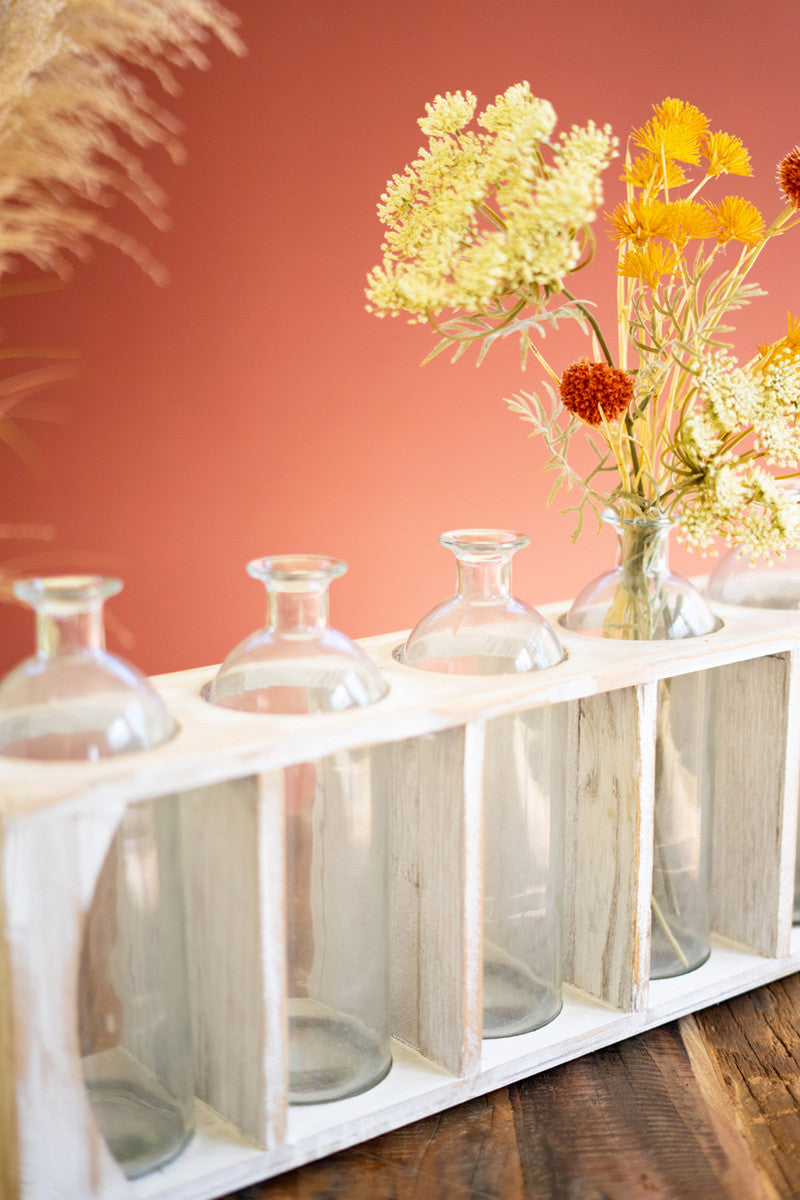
[565,511,720,977]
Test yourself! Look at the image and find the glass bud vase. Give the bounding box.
[80,796,195,1178]
[708,544,800,610]
[708,544,800,923]
[0,576,194,1179]
[205,556,391,1102]
[400,530,567,1038]
[564,513,720,978]
[0,575,176,759]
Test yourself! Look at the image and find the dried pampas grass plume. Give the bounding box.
[0,0,244,594]
[0,0,245,283]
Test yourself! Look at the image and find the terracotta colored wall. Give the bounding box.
[2,0,798,675]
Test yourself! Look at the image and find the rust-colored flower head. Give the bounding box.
[778,146,800,208]
[559,358,634,426]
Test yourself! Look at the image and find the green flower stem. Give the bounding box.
[558,285,651,497]
[561,287,615,367]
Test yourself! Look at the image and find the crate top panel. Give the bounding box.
[0,598,798,816]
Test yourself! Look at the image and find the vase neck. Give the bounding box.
[440,529,528,602]
[247,555,345,638]
[455,558,512,601]
[14,576,119,659]
[38,608,107,656]
[614,517,672,578]
[268,587,330,636]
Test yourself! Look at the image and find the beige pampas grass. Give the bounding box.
[0,0,244,282]
[0,0,244,599]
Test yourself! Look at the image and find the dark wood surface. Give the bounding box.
[223,974,800,1200]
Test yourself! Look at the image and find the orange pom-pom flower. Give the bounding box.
[778,146,800,209]
[559,358,634,426]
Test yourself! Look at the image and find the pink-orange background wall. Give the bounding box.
[2,0,798,675]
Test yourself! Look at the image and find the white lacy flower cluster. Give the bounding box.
[677,353,800,554]
[366,84,617,321]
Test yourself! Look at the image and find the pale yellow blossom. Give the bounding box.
[366,83,617,319]
[418,91,477,137]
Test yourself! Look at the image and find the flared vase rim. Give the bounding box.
[13,574,123,609]
[246,555,348,587]
[439,528,530,556]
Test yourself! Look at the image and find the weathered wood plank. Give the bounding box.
[389,722,484,1076]
[686,974,800,1200]
[509,1024,771,1200]
[710,653,800,955]
[564,682,656,1010]
[239,1090,526,1200]
[182,773,286,1147]
[6,603,800,819]
[230,990,798,1200]
[0,805,128,1199]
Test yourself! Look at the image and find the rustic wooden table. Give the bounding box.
[222,974,800,1200]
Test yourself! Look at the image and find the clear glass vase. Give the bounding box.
[564,513,719,978]
[565,512,721,641]
[205,555,391,1102]
[708,544,800,923]
[205,556,387,713]
[708,545,800,611]
[400,530,567,1038]
[0,575,193,1178]
[0,575,176,759]
[79,796,195,1178]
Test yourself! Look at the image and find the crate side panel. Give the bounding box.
[2,805,129,1199]
[389,723,483,1076]
[710,652,800,956]
[0,824,20,1199]
[181,774,286,1148]
[564,683,657,1011]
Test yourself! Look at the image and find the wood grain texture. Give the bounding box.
[182,773,286,1147]
[230,978,800,1200]
[686,975,800,1200]
[564,683,656,1011]
[237,1091,527,1200]
[710,653,800,956]
[389,722,484,1076]
[506,1024,768,1200]
[0,805,127,1200]
[6,601,800,821]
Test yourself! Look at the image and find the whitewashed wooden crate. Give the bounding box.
[3,597,800,1200]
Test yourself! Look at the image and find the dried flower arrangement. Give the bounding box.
[367,86,800,562]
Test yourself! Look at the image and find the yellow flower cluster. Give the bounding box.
[609,98,764,286]
[603,99,800,555]
[757,313,800,368]
[365,84,617,321]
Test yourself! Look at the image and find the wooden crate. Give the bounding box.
[2,597,800,1200]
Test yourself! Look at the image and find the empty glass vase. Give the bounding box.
[79,796,195,1178]
[400,530,567,1038]
[0,575,176,759]
[0,575,193,1178]
[205,555,391,1102]
[565,512,719,978]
